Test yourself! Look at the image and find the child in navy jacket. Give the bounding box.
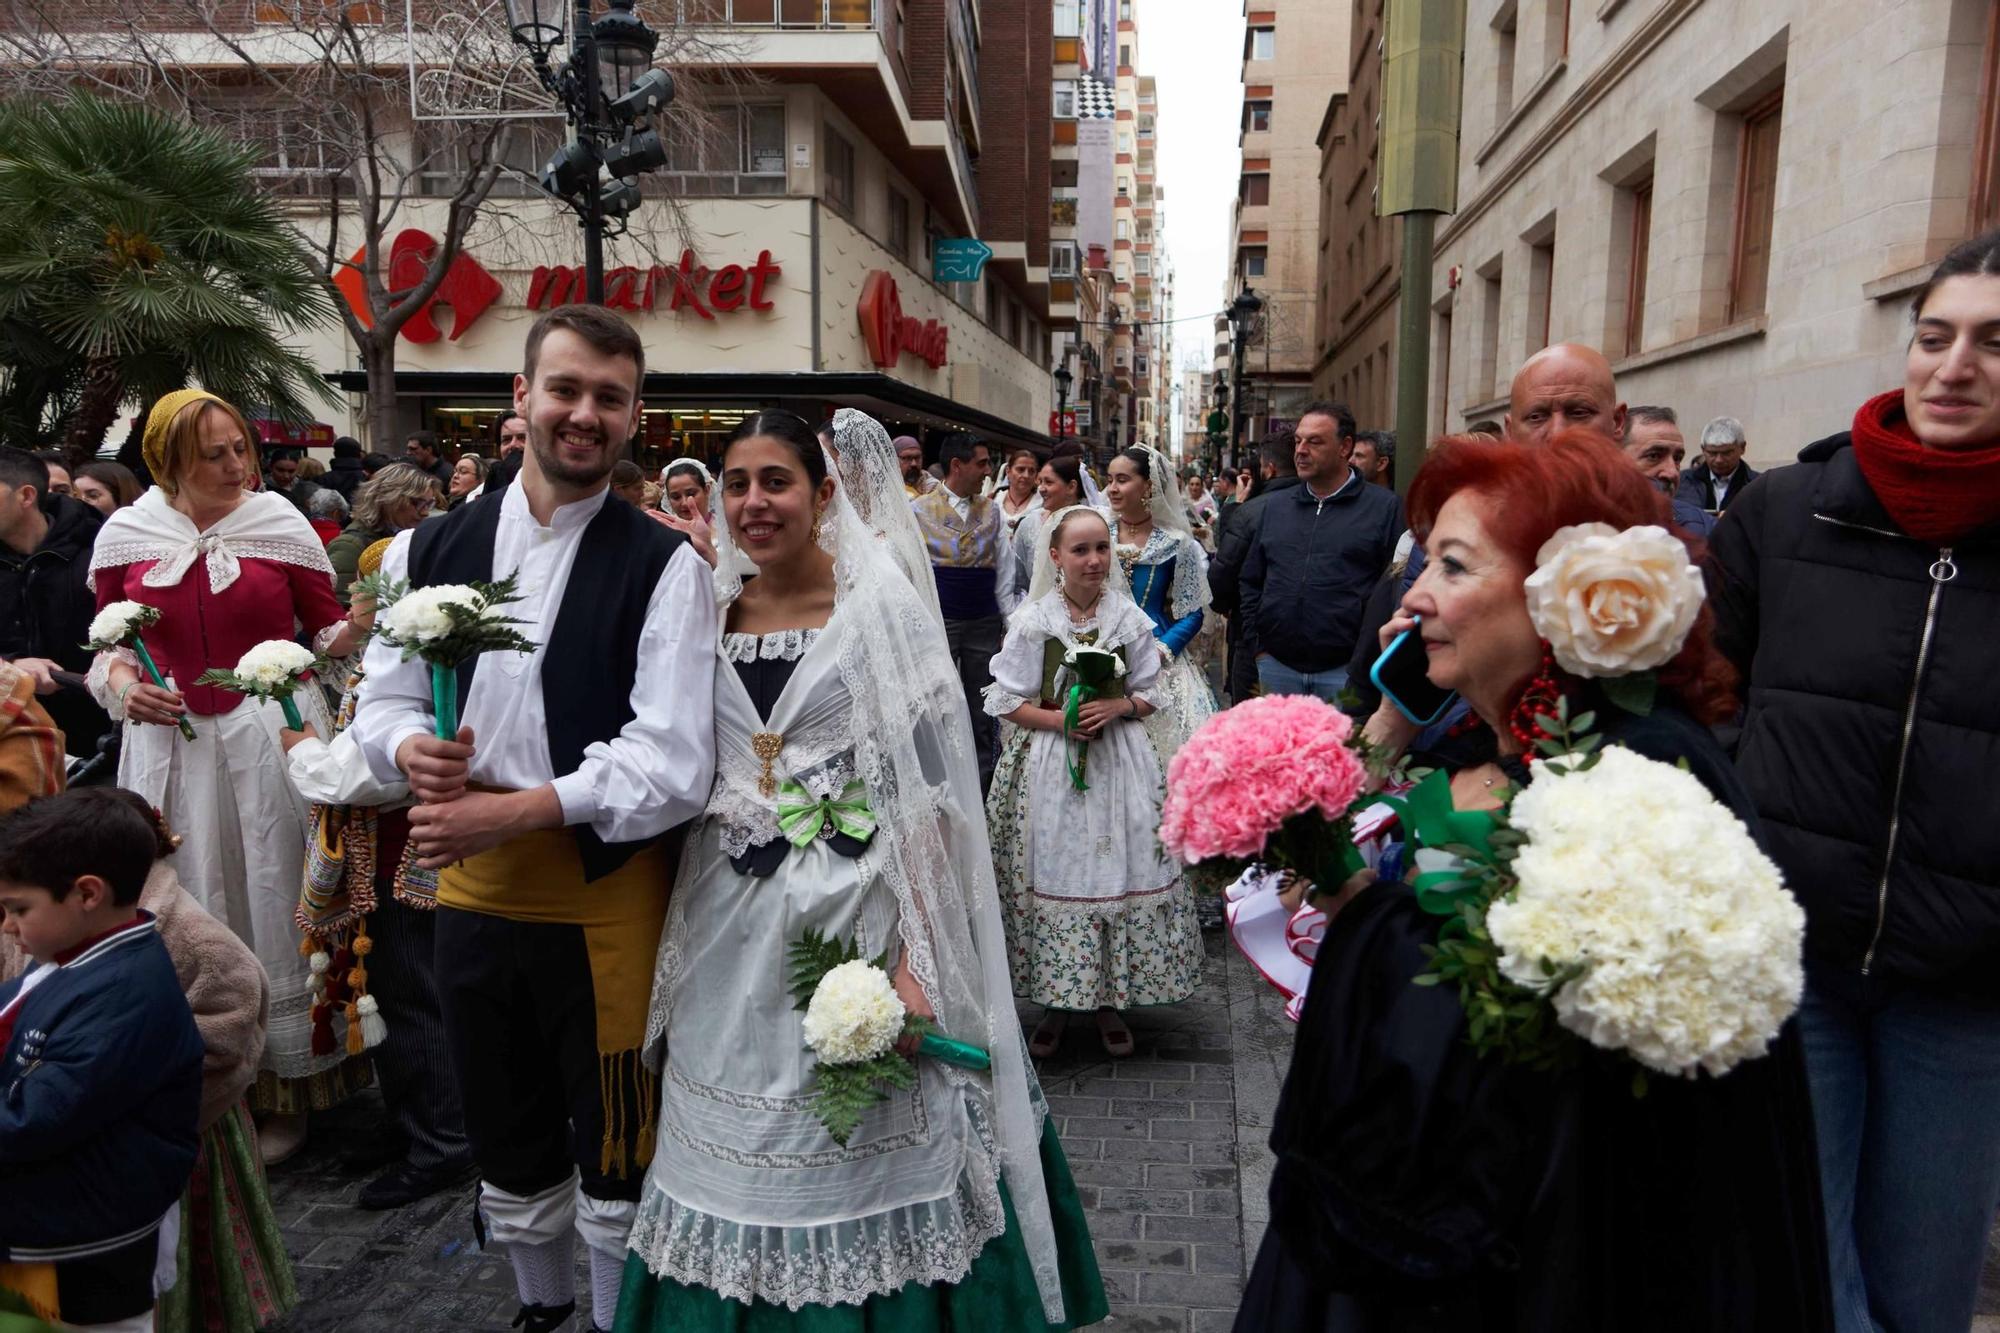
[0,789,204,1331]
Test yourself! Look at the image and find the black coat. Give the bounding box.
[1209,474,1301,700]
[0,495,106,752]
[1705,432,2000,995]
[1239,471,1405,674]
[1677,460,1758,512]
[1238,703,1832,1330]
[322,456,368,503]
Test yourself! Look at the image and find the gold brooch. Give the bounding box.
[751,732,784,798]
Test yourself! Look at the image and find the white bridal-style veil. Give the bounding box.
[701,410,1069,1323]
[1022,502,1135,611]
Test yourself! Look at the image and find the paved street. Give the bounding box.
[267,930,1294,1333]
[265,929,2000,1332]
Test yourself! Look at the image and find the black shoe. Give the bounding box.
[510,1301,575,1333]
[357,1156,477,1211]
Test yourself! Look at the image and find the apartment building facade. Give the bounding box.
[12,0,1071,457]
[1225,0,1348,445]
[1426,0,2000,466]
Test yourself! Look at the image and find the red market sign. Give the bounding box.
[333,230,780,344]
[857,271,949,370]
[332,229,502,343]
[1048,410,1077,435]
[529,249,781,320]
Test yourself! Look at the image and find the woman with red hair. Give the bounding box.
[1236,431,1831,1331]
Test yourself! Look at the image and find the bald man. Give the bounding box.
[1505,343,1627,446]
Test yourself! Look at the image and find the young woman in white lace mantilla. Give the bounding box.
[1102,447,1220,767]
[982,506,1199,1060]
[619,411,1105,1332]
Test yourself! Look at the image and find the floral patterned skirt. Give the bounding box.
[987,725,1201,1012]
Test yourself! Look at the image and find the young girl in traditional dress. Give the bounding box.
[617,410,1106,1332]
[985,506,1200,1059]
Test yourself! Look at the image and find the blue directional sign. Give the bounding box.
[932,238,994,283]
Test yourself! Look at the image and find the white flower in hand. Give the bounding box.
[233,640,316,690]
[802,959,907,1065]
[87,600,158,648]
[1524,523,1704,677]
[379,584,485,646]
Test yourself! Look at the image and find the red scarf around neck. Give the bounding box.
[1850,390,2000,546]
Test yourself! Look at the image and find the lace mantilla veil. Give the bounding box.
[1022,502,1136,611]
[700,411,1067,1323]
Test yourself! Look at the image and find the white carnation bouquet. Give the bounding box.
[196,640,326,729]
[368,573,538,739]
[787,927,990,1146]
[85,600,194,739]
[1411,697,1805,1086]
[1402,525,1803,1086]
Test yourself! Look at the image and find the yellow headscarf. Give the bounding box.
[141,389,226,485]
[357,537,394,578]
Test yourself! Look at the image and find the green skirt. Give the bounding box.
[157,1103,300,1332]
[616,1120,1109,1332]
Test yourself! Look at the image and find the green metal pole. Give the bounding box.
[1393,211,1436,500]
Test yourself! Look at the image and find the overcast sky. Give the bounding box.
[1141,0,1244,378]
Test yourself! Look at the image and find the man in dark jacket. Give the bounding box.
[402,429,454,489]
[1237,402,1404,701]
[1208,437,1298,702]
[323,436,369,502]
[1678,415,1758,512]
[1706,415,2000,1333]
[0,451,106,755]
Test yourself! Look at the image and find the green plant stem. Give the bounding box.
[132,636,195,740]
[430,662,458,740]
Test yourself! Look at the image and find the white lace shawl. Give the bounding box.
[1116,522,1213,623]
[984,590,1164,719]
[87,487,334,595]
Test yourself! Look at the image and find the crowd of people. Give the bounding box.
[0,227,1996,1333]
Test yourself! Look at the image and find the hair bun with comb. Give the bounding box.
[357,537,396,579]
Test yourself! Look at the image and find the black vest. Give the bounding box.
[407,491,689,883]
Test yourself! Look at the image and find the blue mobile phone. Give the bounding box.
[1369,616,1460,727]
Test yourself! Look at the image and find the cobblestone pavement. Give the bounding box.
[267,931,1292,1332]
[262,928,2000,1332]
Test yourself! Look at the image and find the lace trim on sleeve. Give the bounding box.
[982,684,1031,718]
[88,646,140,716]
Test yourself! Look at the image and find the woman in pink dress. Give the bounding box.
[88,390,367,1162]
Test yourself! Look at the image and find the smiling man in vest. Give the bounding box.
[353,305,716,1333]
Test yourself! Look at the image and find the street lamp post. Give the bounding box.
[503,0,676,304]
[1054,363,1072,446]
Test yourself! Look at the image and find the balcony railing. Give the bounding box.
[681,0,876,26]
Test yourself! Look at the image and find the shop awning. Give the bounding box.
[326,369,1058,453]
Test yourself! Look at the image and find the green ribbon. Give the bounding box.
[776,777,877,847]
[1062,681,1100,791]
[1379,770,1503,916]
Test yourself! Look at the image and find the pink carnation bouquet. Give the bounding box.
[1159,694,1372,887]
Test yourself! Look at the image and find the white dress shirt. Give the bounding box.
[351,482,717,845]
[288,726,410,810]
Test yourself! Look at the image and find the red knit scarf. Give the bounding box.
[1850,390,2000,546]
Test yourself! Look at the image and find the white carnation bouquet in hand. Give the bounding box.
[787,928,990,1146]
[1405,524,1804,1087]
[85,600,194,740]
[197,640,326,729]
[368,573,538,739]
